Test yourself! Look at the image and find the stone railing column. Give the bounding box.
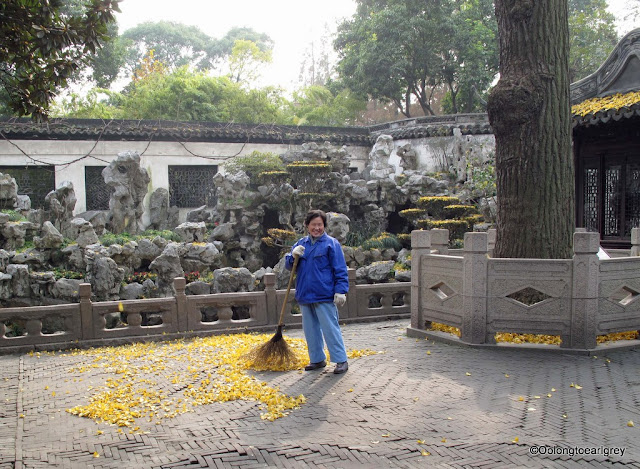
[410,230,432,330]
[346,268,357,319]
[79,283,93,339]
[631,228,640,256]
[568,231,599,349]
[487,228,496,258]
[264,273,277,325]
[430,229,449,255]
[461,232,488,344]
[174,277,187,332]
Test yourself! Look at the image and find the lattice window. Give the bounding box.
[603,165,621,237]
[85,166,111,211]
[169,165,217,208]
[624,163,640,237]
[0,166,55,209]
[583,167,599,232]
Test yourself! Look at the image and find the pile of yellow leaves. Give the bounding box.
[572,91,640,117]
[64,333,376,428]
[429,322,638,345]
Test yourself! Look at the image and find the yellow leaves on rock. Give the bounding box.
[65,333,375,427]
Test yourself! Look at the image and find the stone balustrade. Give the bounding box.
[0,269,410,354]
[408,229,640,350]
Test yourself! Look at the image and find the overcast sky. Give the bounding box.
[116,0,358,91]
[115,0,636,91]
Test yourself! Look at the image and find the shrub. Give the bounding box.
[224,151,284,180]
[0,210,27,222]
[442,204,477,219]
[53,268,85,280]
[416,196,460,218]
[416,219,468,241]
[362,232,402,251]
[125,271,158,284]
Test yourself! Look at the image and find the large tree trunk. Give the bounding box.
[487,0,574,259]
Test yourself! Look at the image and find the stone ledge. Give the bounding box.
[406,327,640,355]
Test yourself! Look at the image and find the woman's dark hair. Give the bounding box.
[304,209,327,227]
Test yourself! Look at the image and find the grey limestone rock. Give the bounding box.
[102,151,150,234]
[33,221,64,249]
[174,222,207,243]
[51,278,84,302]
[213,267,255,293]
[149,243,185,293]
[7,264,30,297]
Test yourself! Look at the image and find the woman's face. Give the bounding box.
[307,217,325,237]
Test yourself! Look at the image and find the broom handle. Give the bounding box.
[278,255,299,326]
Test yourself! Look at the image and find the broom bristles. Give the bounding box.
[244,326,298,370]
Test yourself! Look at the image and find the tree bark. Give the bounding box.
[487,0,574,259]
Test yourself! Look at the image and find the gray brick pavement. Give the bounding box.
[0,319,638,468]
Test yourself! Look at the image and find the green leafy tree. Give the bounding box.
[228,39,272,84]
[284,84,366,126]
[119,66,285,123]
[0,0,120,120]
[334,0,498,117]
[568,0,618,82]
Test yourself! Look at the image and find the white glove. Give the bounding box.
[292,245,305,258]
[334,293,347,307]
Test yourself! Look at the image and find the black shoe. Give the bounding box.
[304,360,327,371]
[334,361,348,374]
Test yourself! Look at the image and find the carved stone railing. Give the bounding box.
[408,229,640,350]
[0,269,410,353]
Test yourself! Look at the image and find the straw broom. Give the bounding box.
[244,254,300,369]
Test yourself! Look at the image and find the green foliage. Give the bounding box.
[334,0,498,117]
[100,229,180,246]
[52,268,85,280]
[1,210,27,222]
[284,85,367,126]
[568,0,619,82]
[0,0,120,120]
[361,232,402,251]
[228,39,272,84]
[416,196,461,218]
[443,204,478,219]
[466,154,497,199]
[139,229,182,242]
[224,151,285,180]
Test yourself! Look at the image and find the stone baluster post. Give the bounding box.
[631,228,640,256]
[430,229,449,255]
[461,232,489,344]
[568,231,599,349]
[346,268,357,319]
[264,273,277,325]
[174,277,188,332]
[79,283,93,339]
[487,228,496,258]
[410,230,432,330]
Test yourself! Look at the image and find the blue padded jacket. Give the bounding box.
[284,232,349,305]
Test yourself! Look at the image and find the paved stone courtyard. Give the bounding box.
[0,319,638,468]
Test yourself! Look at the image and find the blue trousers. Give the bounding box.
[300,302,348,364]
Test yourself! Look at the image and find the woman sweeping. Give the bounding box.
[285,209,349,374]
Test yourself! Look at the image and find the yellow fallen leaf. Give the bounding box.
[551,388,556,392]
[534,396,541,399]
[441,438,446,443]
[93,452,99,458]
[426,351,431,355]
[417,439,426,444]
[546,394,552,398]
[118,302,124,312]
[465,372,471,376]
[574,385,582,390]
[19,414,24,418]
[504,374,510,378]
[518,396,524,401]
[382,433,390,437]
[628,421,635,427]
[348,388,354,393]
[570,383,575,388]
[512,437,519,443]
[562,414,567,418]
[96,430,103,435]
[421,450,431,456]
